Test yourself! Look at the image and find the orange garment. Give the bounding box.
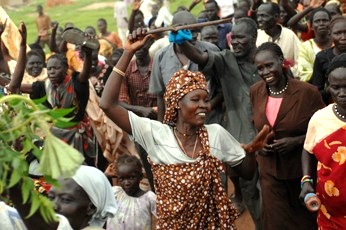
[312,125,346,229]
[100,32,123,49]
[36,14,51,42]
[66,48,82,76]
[86,82,138,163]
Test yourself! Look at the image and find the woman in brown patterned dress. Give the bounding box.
[100,29,271,229]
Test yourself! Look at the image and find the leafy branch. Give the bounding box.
[0,94,84,223]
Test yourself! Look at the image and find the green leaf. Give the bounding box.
[39,196,58,223]
[54,119,78,129]
[32,95,47,105]
[40,134,84,179]
[21,177,34,203]
[8,170,21,188]
[48,107,75,119]
[26,191,41,218]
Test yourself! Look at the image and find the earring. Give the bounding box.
[177,106,181,109]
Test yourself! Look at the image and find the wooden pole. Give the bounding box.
[146,18,232,35]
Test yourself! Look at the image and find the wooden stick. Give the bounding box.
[146,18,232,35]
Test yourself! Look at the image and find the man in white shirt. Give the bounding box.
[114,0,129,45]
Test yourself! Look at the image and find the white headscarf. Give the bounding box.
[72,165,117,227]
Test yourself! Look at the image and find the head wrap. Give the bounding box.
[327,53,346,76]
[72,165,117,227]
[163,69,208,125]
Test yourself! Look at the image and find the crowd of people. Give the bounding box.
[0,0,346,229]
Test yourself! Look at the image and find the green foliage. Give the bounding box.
[0,94,84,223]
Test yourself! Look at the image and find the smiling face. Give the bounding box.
[331,20,346,54]
[257,4,278,31]
[329,67,346,110]
[255,50,284,87]
[47,57,67,85]
[312,11,331,36]
[26,54,44,77]
[48,178,94,230]
[117,163,142,196]
[177,89,211,127]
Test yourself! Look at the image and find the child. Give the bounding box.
[106,154,156,230]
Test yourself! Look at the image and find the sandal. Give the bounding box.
[62,27,100,50]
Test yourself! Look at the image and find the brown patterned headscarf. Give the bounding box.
[163,69,209,125]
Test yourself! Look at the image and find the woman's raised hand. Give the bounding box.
[132,0,143,11]
[310,0,325,8]
[124,28,154,53]
[18,21,27,47]
[241,125,274,154]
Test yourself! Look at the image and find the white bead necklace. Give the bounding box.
[269,82,288,95]
[333,104,346,119]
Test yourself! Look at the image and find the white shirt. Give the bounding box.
[128,111,245,166]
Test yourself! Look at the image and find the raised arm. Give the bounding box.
[128,0,142,33]
[280,0,298,22]
[287,0,325,31]
[77,46,92,83]
[179,40,209,68]
[188,0,202,12]
[100,29,153,134]
[6,22,27,93]
[249,0,263,20]
[49,21,59,53]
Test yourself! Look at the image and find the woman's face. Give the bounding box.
[178,89,211,126]
[329,68,346,110]
[312,11,330,36]
[117,163,142,196]
[26,55,44,77]
[48,178,94,229]
[47,58,67,85]
[255,50,284,87]
[331,20,346,54]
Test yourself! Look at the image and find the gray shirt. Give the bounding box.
[203,50,261,143]
[149,41,220,95]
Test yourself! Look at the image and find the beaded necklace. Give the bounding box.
[269,82,288,95]
[333,104,346,119]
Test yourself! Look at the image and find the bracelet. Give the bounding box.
[112,67,125,78]
[301,175,313,188]
[3,83,11,95]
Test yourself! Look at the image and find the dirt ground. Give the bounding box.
[228,178,256,230]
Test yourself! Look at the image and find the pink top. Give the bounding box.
[266,96,283,126]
